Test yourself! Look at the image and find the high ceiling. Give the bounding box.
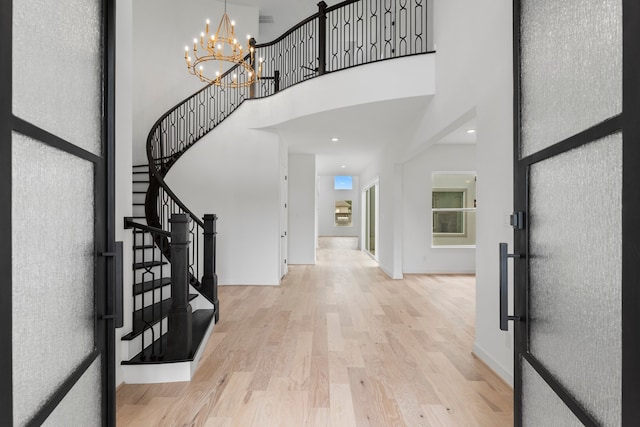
[232,1,475,177]
[272,96,431,176]
[236,0,341,42]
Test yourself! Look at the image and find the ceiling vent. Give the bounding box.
[259,15,274,23]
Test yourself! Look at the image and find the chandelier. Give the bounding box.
[184,2,263,88]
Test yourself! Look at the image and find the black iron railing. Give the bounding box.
[141,0,432,352]
[125,213,218,360]
[146,0,432,184]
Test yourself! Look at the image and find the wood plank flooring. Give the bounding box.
[116,237,513,426]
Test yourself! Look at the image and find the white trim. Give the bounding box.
[472,341,513,386]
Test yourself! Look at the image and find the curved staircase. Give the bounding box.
[120,0,433,384]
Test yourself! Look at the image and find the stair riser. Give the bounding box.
[134,247,165,261]
[134,287,172,311]
[135,266,170,284]
[132,181,149,191]
[121,318,168,360]
[133,232,155,247]
[132,205,146,218]
[132,193,146,205]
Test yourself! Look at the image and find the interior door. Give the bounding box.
[509,0,640,425]
[1,0,116,425]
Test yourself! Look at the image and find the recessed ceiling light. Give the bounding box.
[466,129,476,134]
[341,165,346,168]
[331,137,339,142]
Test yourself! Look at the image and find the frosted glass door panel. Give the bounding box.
[11,133,96,426]
[528,133,622,427]
[12,0,103,155]
[522,359,583,427]
[520,0,621,157]
[42,359,102,426]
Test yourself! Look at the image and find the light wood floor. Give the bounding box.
[116,237,513,426]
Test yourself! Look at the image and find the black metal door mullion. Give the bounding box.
[0,0,13,422]
[621,0,640,424]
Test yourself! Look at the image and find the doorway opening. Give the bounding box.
[362,180,378,259]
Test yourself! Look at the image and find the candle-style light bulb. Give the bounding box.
[206,19,210,34]
[200,32,205,45]
[184,46,189,59]
[193,38,198,51]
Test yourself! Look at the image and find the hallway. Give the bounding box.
[116,237,513,426]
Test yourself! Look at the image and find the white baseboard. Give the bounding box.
[379,264,404,280]
[472,341,513,387]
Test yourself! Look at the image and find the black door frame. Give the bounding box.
[512,0,640,425]
[0,0,116,425]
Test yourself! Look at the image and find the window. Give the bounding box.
[334,176,353,190]
[432,173,476,247]
[433,191,466,234]
[335,200,352,227]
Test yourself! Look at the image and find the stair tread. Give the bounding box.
[134,244,156,250]
[133,277,172,296]
[121,294,199,341]
[122,309,214,365]
[134,260,168,269]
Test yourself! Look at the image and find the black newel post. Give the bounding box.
[274,70,280,93]
[249,37,257,99]
[167,213,193,359]
[202,214,220,322]
[318,1,327,75]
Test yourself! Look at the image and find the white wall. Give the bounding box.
[359,148,402,279]
[132,0,259,164]
[404,0,514,384]
[318,175,360,238]
[164,105,281,286]
[402,144,476,274]
[471,1,514,386]
[356,0,514,384]
[115,0,134,388]
[288,154,317,264]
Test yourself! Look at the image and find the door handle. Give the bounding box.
[101,241,123,328]
[499,243,521,331]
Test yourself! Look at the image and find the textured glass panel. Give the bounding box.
[520,0,621,157]
[42,358,102,427]
[522,359,583,427]
[529,133,622,427]
[12,0,103,155]
[12,133,95,426]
